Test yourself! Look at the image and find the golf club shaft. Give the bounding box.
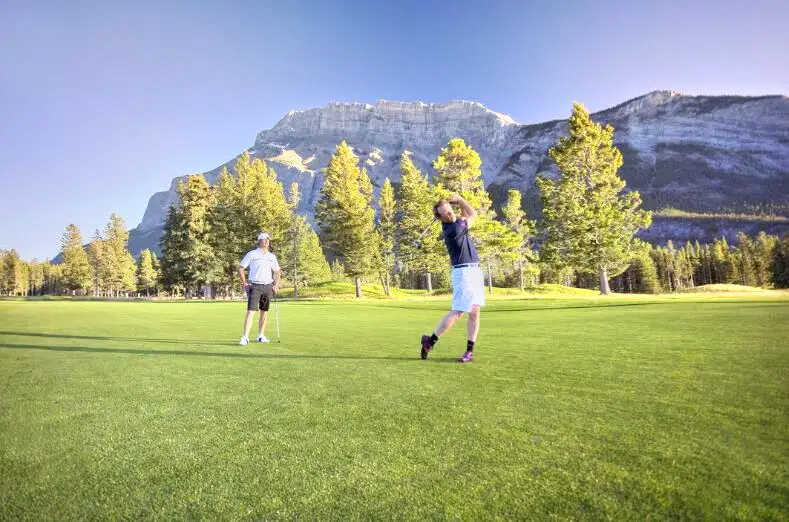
[416,217,438,242]
[274,292,281,342]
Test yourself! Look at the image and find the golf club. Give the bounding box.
[274,291,281,343]
[414,216,439,249]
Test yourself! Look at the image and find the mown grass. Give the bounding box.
[0,295,787,520]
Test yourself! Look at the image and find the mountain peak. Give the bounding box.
[255,99,518,147]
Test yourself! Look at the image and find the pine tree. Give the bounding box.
[209,154,292,292]
[61,224,91,293]
[0,250,7,295]
[772,236,789,288]
[330,259,348,282]
[284,182,303,297]
[712,238,737,284]
[28,259,44,296]
[501,189,536,291]
[1,250,28,295]
[103,214,138,296]
[432,138,508,290]
[42,260,63,295]
[377,177,396,295]
[160,175,219,297]
[315,141,379,298]
[150,252,161,296]
[86,231,107,296]
[536,102,652,294]
[136,249,157,296]
[753,232,779,288]
[395,153,444,291]
[734,233,758,286]
[633,250,661,293]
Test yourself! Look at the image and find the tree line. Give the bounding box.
[3,102,788,297]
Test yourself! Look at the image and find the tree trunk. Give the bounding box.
[487,260,493,295]
[425,272,432,293]
[354,276,362,298]
[599,267,611,295]
[518,260,524,292]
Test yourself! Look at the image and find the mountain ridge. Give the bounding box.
[129,90,789,256]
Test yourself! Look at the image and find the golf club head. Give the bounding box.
[414,240,422,249]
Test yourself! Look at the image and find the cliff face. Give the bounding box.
[131,92,789,255]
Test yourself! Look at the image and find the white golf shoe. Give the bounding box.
[239,336,249,346]
[257,334,270,343]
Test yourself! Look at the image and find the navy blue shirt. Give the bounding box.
[442,218,480,266]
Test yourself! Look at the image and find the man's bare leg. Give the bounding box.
[258,311,268,338]
[243,310,256,339]
[436,310,463,337]
[467,305,480,343]
[421,310,463,359]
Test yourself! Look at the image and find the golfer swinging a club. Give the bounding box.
[239,232,281,345]
[421,194,484,363]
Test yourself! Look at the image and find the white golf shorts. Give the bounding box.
[451,265,485,313]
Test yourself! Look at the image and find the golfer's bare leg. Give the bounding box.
[467,305,481,343]
[435,310,463,337]
[258,311,268,336]
[243,310,255,338]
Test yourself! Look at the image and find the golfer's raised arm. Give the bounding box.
[451,194,477,227]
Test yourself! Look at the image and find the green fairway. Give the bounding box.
[1,296,788,520]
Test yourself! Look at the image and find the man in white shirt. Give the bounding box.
[238,232,281,345]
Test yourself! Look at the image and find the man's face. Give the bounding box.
[258,238,270,250]
[436,202,456,224]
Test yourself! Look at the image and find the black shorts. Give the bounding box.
[247,283,274,311]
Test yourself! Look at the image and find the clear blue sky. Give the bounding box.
[1,0,787,260]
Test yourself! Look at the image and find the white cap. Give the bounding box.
[257,232,271,241]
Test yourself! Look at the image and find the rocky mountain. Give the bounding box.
[129,91,789,256]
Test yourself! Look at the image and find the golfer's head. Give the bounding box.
[434,199,455,224]
[257,232,271,249]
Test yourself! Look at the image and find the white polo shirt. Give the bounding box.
[240,249,280,284]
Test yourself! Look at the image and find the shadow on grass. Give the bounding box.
[0,342,418,362]
[0,331,231,347]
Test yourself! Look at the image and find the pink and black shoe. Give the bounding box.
[420,335,432,360]
[457,351,474,363]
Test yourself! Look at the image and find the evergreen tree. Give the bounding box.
[633,250,661,293]
[61,224,91,293]
[712,238,738,284]
[103,214,138,295]
[86,230,107,296]
[0,250,6,295]
[209,154,292,292]
[1,250,28,295]
[150,252,162,296]
[395,153,444,291]
[315,141,379,297]
[42,260,63,295]
[277,183,330,296]
[160,175,219,296]
[28,259,44,296]
[734,233,758,286]
[772,236,789,288]
[330,259,348,282]
[377,177,396,295]
[136,249,157,296]
[753,232,778,288]
[501,189,536,291]
[536,102,652,294]
[433,138,509,290]
[701,243,714,285]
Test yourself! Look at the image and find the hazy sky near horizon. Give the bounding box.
[1,0,787,259]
